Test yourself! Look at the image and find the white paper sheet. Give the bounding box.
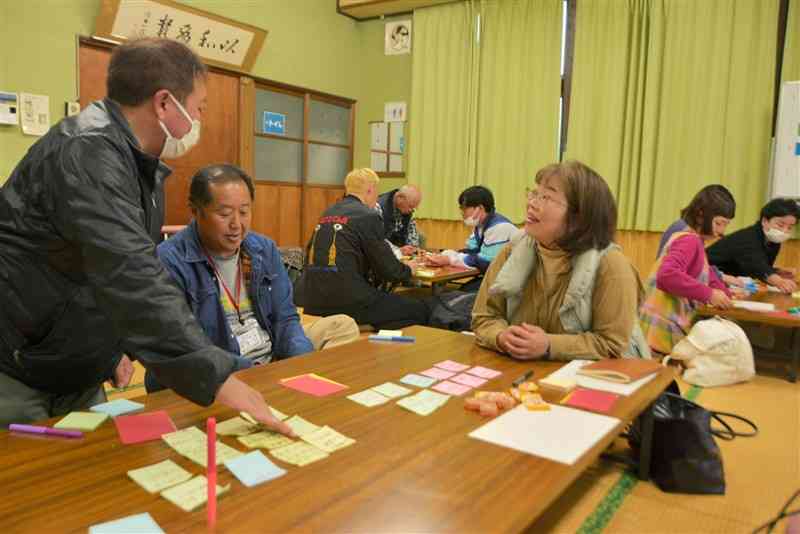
[469,404,620,465]
[20,93,49,136]
[545,359,657,396]
[732,300,775,312]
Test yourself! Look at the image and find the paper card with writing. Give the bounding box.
[270,441,329,467]
[399,373,437,388]
[371,382,413,399]
[432,380,472,396]
[216,416,260,436]
[237,431,296,451]
[450,373,488,388]
[397,389,450,416]
[300,426,355,453]
[434,360,470,372]
[285,415,321,437]
[160,476,230,513]
[420,367,457,380]
[466,366,502,379]
[347,389,391,407]
[127,459,193,494]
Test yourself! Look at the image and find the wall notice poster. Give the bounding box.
[20,93,50,136]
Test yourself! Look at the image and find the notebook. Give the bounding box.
[576,358,662,384]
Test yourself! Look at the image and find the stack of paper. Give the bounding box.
[300,426,355,453]
[371,382,413,399]
[284,415,321,438]
[347,389,391,407]
[546,360,657,396]
[237,431,296,451]
[215,416,260,437]
[270,441,330,467]
[90,399,145,417]
[280,373,348,397]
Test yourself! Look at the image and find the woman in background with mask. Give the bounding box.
[707,198,800,293]
[426,186,521,292]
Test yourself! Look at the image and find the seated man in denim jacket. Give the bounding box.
[146,164,357,392]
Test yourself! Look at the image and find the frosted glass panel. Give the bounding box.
[309,99,350,145]
[254,137,302,183]
[389,122,404,153]
[255,89,303,138]
[308,143,349,185]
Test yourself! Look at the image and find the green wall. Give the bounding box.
[0,0,412,188]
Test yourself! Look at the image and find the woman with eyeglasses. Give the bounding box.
[472,160,651,361]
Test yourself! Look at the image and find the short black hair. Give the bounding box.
[680,184,736,234]
[458,186,495,213]
[760,198,800,221]
[189,164,255,209]
[108,38,207,107]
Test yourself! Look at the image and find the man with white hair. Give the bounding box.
[302,169,430,329]
[377,184,423,255]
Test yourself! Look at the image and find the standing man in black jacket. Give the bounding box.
[0,38,292,435]
[303,169,430,329]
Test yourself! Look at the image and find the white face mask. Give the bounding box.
[463,215,480,227]
[765,227,790,244]
[159,93,201,159]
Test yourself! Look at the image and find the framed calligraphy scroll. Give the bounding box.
[94,0,267,72]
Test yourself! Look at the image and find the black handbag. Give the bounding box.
[628,381,758,495]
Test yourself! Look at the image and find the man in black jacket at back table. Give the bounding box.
[302,168,431,329]
[0,38,292,435]
[377,184,422,255]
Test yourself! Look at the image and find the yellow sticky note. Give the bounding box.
[160,476,230,512]
[216,416,259,437]
[53,411,109,431]
[285,415,320,438]
[270,441,328,467]
[300,426,355,453]
[127,459,193,494]
[238,431,295,451]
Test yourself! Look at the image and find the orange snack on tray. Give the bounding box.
[523,393,550,411]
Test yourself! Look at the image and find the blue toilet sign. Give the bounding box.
[263,112,286,135]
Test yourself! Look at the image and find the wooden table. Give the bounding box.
[410,264,480,294]
[0,327,675,533]
[697,291,800,382]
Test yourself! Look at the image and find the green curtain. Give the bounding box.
[476,0,563,223]
[566,0,779,231]
[408,1,480,220]
[783,0,799,84]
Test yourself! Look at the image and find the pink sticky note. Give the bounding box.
[450,373,487,388]
[432,380,472,396]
[114,411,177,444]
[434,360,470,372]
[466,366,502,379]
[563,388,620,414]
[281,374,348,397]
[420,367,456,380]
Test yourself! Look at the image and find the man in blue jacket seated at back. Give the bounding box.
[146,164,358,392]
[426,185,522,292]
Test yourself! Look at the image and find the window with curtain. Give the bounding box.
[408,0,564,221]
[566,0,779,231]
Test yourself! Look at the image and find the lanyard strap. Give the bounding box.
[204,249,243,324]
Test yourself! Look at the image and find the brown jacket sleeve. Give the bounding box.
[471,244,514,352]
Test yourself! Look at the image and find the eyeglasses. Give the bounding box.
[526,188,567,208]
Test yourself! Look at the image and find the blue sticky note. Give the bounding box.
[225,451,287,488]
[795,142,800,156]
[90,399,145,417]
[89,512,164,534]
[399,373,437,388]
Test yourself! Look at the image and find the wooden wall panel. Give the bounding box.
[252,183,280,239]
[252,183,302,247]
[78,43,240,227]
[302,186,345,245]
[278,185,302,246]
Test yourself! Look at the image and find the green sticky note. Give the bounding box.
[54,411,109,431]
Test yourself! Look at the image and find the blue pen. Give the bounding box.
[369,334,416,343]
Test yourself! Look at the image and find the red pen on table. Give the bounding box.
[207,417,216,528]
